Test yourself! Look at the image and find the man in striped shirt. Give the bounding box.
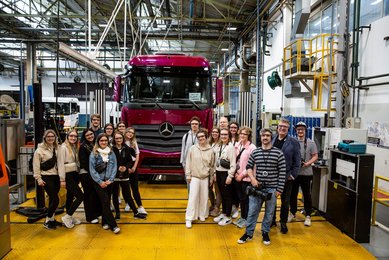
[237,128,286,245]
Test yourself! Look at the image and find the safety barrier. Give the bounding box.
[371,175,389,226]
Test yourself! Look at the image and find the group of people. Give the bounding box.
[181,116,318,246]
[32,114,148,234]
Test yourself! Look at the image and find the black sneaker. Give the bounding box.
[43,221,56,230]
[237,233,252,244]
[262,232,271,245]
[115,214,121,220]
[280,223,288,234]
[134,212,146,220]
[53,219,62,227]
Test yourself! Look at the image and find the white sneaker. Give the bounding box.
[118,197,122,204]
[218,217,232,226]
[61,214,75,229]
[185,220,192,228]
[213,213,225,223]
[124,204,130,212]
[287,213,296,223]
[90,218,99,224]
[231,206,239,219]
[304,216,311,226]
[113,227,120,234]
[199,216,206,222]
[102,224,110,230]
[72,217,81,225]
[138,206,148,215]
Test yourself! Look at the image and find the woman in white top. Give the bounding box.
[213,128,236,226]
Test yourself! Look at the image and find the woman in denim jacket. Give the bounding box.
[89,133,120,234]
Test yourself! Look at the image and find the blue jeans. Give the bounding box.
[245,188,277,236]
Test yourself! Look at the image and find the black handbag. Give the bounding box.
[95,162,108,173]
[220,158,230,169]
[40,148,57,171]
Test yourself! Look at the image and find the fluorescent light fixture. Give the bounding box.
[209,61,215,64]
[163,80,170,84]
[221,48,229,51]
[371,0,382,5]
[99,24,108,27]
[57,42,116,79]
[157,24,167,28]
[227,27,237,31]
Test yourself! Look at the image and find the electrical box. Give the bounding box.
[345,117,361,129]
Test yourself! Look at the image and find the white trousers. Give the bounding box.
[185,177,209,221]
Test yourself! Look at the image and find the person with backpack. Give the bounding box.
[32,129,61,230]
[89,133,120,234]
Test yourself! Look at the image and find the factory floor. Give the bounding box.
[5,182,389,260]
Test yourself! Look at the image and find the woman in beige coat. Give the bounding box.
[185,129,215,228]
[33,129,60,230]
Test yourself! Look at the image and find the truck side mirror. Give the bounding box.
[215,78,223,105]
[113,75,121,102]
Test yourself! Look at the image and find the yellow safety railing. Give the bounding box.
[372,175,389,226]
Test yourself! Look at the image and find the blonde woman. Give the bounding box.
[58,129,83,228]
[124,127,147,215]
[89,133,120,234]
[33,129,61,230]
[208,127,222,217]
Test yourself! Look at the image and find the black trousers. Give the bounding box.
[216,170,232,217]
[234,180,250,219]
[273,179,293,224]
[65,171,84,216]
[290,175,313,217]
[112,180,137,215]
[93,182,117,229]
[41,175,60,218]
[129,172,143,207]
[79,173,101,222]
[231,178,240,207]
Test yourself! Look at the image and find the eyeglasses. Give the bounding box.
[118,125,125,128]
[261,134,272,137]
[212,131,219,134]
[105,128,113,131]
[197,135,206,139]
[191,123,199,125]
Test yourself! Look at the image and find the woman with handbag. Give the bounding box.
[32,129,61,230]
[124,127,147,215]
[233,127,256,228]
[112,131,146,220]
[213,128,236,226]
[58,129,83,228]
[79,128,101,224]
[89,133,120,234]
[185,129,215,228]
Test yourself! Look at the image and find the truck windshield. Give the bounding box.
[127,67,211,104]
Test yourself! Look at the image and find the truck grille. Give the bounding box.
[132,124,188,152]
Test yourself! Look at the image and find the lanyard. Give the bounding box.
[219,144,227,157]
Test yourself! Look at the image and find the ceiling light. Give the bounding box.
[221,48,229,51]
[227,27,237,31]
[209,61,215,64]
[157,24,167,28]
[99,24,108,27]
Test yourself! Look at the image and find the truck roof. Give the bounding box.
[129,54,210,68]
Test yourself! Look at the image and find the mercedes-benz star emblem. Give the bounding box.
[159,122,174,138]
